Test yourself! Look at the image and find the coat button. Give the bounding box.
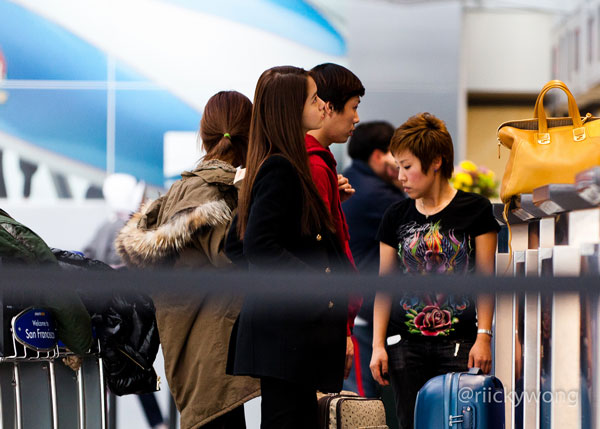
[316,234,322,241]
[325,267,331,273]
[328,301,334,309]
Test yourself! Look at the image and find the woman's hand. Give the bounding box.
[370,345,390,386]
[338,174,355,202]
[468,335,492,374]
[345,336,354,379]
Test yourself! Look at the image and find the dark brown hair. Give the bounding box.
[310,63,365,113]
[200,91,252,167]
[237,66,333,238]
[389,112,454,179]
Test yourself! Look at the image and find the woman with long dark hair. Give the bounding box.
[116,91,260,429]
[230,66,351,429]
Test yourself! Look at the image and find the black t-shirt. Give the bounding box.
[376,190,500,340]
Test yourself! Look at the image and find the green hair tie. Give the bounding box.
[223,133,231,139]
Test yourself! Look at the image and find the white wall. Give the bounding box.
[464,9,555,93]
[346,0,464,160]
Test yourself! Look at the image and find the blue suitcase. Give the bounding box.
[414,367,505,429]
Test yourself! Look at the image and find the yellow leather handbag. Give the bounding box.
[497,80,600,203]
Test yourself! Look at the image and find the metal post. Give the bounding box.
[98,358,107,429]
[77,365,86,429]
[48,360,59,429]
[0,366,3,429]
[13,363,22,429]
[522,292,541,429]
[552,246,581,277]
[514,251,525,277]
[538,248,553,277]
[511,223,530,252]
[551,292,581,429]
[496,253,512,277]
[594,293,600,429]
[525,250,538,277]
[539,218,555,248]
[568,208,600,247]
[495,292,516,429]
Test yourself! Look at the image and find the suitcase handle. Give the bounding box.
[467,367,482,375]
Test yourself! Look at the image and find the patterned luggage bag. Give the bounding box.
[318,391,388,429]
[414,367,505,429]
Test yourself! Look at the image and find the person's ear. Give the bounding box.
[368,149,384,171]
[432,156,442,173]
[324,101,334,116]
[370,149,384,163]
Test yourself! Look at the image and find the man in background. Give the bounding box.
[342,121,406,397]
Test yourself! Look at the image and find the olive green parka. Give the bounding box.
[115,160,259,429]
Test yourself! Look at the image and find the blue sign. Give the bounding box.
[11,308,57,351]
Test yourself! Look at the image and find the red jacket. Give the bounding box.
[305,134,362,335]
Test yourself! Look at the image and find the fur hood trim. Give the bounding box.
[115,199,232,267]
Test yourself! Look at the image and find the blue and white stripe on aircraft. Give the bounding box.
[161,0,346,56]
[0,0,346,186]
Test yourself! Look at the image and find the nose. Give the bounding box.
[354,112,360,124]
[397,168,406,182]
[317,97,325,112]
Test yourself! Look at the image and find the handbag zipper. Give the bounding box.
[497,115,593,133]
[118,348,146,370]
[117,349,161,392]
[117,348,162,391]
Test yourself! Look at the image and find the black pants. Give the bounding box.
[203,405,246,429]
[387,338,473,429]
[260,377,318,429]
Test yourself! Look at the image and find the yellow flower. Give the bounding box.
[459,160,478,172]
[454,172,473,187]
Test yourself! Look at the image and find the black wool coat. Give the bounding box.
[228,155,350,393]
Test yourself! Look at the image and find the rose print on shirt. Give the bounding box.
[400,294,471,336]
[409,305,455,336]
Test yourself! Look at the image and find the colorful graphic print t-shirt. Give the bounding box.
[376,190,500,341]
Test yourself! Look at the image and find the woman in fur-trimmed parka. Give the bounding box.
[115,91,259,429]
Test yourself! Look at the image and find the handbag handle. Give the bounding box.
[533,80,584,137]
[533,80,580,122]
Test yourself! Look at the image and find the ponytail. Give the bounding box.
[200,91,252,167]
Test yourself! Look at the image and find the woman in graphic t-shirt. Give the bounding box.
[369,112,500,429]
